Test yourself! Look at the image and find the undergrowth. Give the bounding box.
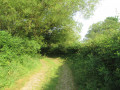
[65,30,120,90]
[0,31,42,89]
[0,55,42,89]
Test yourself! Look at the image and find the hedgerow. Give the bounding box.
[66,30,120,90]
[0,31,42,88]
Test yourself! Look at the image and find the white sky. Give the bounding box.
[73,0,120,40]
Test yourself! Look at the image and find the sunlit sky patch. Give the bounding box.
[73,0,120,40]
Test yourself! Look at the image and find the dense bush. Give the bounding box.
[66,30,120,90]
[0,31,42,88]
[0,31,41,66]
[0,55,42,89]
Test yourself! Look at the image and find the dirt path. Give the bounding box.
[21,60,50,90]
[9,58,75,90]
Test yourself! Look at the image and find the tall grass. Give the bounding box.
[0,55,42,89]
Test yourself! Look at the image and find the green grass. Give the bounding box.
[38,58,63,90]
[1,57,64,90]
[0,55,42,90]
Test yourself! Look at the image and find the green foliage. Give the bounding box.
[65,17,120,89]
[0,31,42,88]
[0,31,41,66]
[0,0,99,48]
[86,17,120,39]
[66,54,101,90]
[66,33,120,89]
[0,0,100,89]
[0,55,42,89]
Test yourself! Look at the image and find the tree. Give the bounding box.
[85,17,120,39]
[0,0,99,46]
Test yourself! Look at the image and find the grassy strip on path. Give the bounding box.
[21,57,63,90]
[5,57,75,90]
[56,64,76,90]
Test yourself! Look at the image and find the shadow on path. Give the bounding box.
[42,62,76,90]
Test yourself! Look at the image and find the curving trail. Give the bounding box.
[6,58,76,90]
[21,60,50,90]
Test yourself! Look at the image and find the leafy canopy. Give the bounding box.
[85,17,120,39]
[0,0,99,45]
